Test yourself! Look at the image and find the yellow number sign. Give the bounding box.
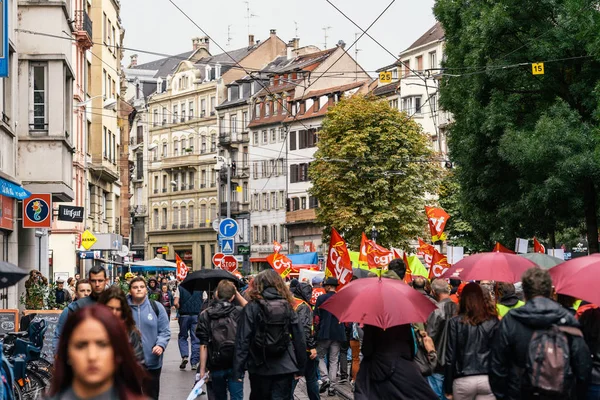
[532,63,545,75]
[379,71,392,83]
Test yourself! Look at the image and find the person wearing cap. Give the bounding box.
[125,272,135,284]
[315,277,347,395]
[54,279,72,307]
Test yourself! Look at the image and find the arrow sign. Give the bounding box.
[219,218,239,237]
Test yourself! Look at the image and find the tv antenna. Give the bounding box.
[227,25,233,46]
[322,26,332,49]
[294,21,299,38]
[245,1,258,37]
[354,32,362,80]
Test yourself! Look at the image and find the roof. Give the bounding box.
[371,81,400,97]
[300,81,366,100]
[404,22,445,52]
[194,44,259,77]
[134,50,196,78]
[259,48,337,76]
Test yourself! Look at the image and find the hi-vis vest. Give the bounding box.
[292,297,308,311]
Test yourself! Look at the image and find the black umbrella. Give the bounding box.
[0,261,28,289]
[180,269,240,293]
[352,267,372,279]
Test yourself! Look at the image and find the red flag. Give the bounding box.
[273,241,282,253]
[418,238,436,267]
[403,252,412,283]
[358,233,369,264]
[175,253,189,281]
[493,242,515,254]
[266,252,293,278]
[310,287,326,305]
[326,228,353,288]
[533,237,546,254]
[428,249,451,280]
[366,242,394,269]
[391,247,402,259]
[425,206,450,242]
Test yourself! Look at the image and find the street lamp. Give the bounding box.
[371,225,378,244]
[214,156,231,219]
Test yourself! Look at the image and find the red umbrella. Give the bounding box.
[441,252,537,282]
[549,254,600,304]
[319,277,437,329]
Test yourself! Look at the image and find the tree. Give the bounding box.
[309,95,441,249]
[434,0,600,252]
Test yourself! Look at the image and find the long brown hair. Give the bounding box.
[48,305,146,399]
[98,286,138,334]
[247,270,294,306]
[458,282,498,325]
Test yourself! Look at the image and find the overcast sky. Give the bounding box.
[120,0,436,74]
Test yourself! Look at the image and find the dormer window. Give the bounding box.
[156,77,163,93]
[265,102,271,117]
[204,65,211,81]
[228,87,232,101]
[239,84,244,99]
[269,77,274,86]
[392,69,398,80]
[215,63,222,79]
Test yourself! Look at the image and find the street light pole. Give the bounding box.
[226,159,231,219]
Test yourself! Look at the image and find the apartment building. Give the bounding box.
[136,31,285,269]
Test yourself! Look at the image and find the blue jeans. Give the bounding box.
[291,357,319,400]
[427,373,445,399]
[210,368,243,400]
[178,315,200,365]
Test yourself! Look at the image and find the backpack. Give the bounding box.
[253,299,292,362]
[525,325,583,397]
[150,299,160,318]
[208,311,238,369]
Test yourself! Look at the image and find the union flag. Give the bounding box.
[428,249,451,280]
[533,237,546,254]
[425,206,450,242]
[175,253,189,281]
[326,228,353,288]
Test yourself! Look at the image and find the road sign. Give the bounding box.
[532,62,544,75]
[379,71,392,83]
[220,255,238,272]
[81,230,97,250]
[220,238,234,254]
[219,218,239,237]
[212,252,225,268]
[212,219,221,232]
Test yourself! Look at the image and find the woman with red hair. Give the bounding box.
[46,304,147,399]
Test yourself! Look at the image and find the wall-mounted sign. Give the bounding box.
[23,194,52,228]
[57,205,84,222]
[0,0,9,78]
[0,195,13,230]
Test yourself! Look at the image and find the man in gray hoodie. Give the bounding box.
[128,276,171,400]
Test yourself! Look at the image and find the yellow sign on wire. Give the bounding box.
[532,63,545,75]
[379,71,392,83]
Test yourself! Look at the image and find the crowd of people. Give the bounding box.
[42,260,600,400]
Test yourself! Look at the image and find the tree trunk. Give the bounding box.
[584,180,599,254]
[550,230,556,250]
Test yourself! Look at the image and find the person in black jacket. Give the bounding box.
[577,307,600,400]
[444,282,499,399]
[233,270,306,400]
[489,268,592,400]
[291,282,319,400]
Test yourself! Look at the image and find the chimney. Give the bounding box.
[193,36,210,52]
[270,29,276,38]
[292,38,300,50]
[286,41,294,60]
[248,34,255,47]
[129,54,138,68]
[192,37,201,50]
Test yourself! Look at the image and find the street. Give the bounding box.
[160,318,348,400]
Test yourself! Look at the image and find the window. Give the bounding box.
[402,96,422,114]
[162,175,167,191]
[162,107,167,125]
[103,127,107,157]
[201,135,206,153]
[262,130,268,144]
[201,169,207,188]
[280,225,286,242]
[431,94,437,114]
[181,138,187,152]
[153,109,158,126]
[210,96,216,115]
[271,225,277,243]
[242,111,248,128]
[253,162,258,179]
[271,192,277,209]
[279,127,285,141]
[181,108,186,121]
[392,69,398,80]
[153,209,159,229]
[154,176,159,192]
[189,171,195,188]
[201,99,206,117]
[253,226,259,242]
[265,102,271,117]
[162,142,168,157]
[107,19,112,49]
[273,99,279,115]
[270,129,277,142]
[298,130,307,149]
[189,101,194,119]
[279,191,286,210]
[309,196,319,209]
[173,207,179,227]
[262,226,268,244]
[200,204,207,226]
[243,182,248,202]
[230,115,237,133]
[210,134,216,152]
[254,103,260,119]
[243,147,249,167]
[181,206,187,226]
[290,165,298,183]
[32,63,47,130]
[162,208,167,227]
[210,203,217,221]
[103,12,108,43]
[174,140,179,156]
[289,131,296,150]
[403,59,410,77]
[430,51,437,69]
[173,105,178,123]
[301,197,307,210]
[253,131,258,145]
[277,159,284,175]
[219,116,225,135]
[415,97,422,114]
[254,194,260,211]
[188,205,194,226]
[416,56,423,72]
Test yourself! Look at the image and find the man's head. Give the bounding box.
[388,259,406,280]
[521,267,552,301]
[87,266,107,297]
[75,273,80,281]
[431,278,451,300]
[215,280,236,302]
[129,277,148,303]
[413,276,427,290]
[56,280,64,290]
[75,279,92,299]
[311,276,323,288]
[323,277,339,292]
[114,276,120,283]
[148,279,157,289]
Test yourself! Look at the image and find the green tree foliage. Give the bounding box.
[309,95,441,249]
[434,0,600,252]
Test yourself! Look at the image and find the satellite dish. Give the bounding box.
[117,245,129,258]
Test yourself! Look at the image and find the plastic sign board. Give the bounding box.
[212,252,225,268]
[156,246,169,255]
[23,194,52,228]
[220,238,234,254]
[80,230,97,250]
[0,0,8,77]
[219,218,239,237]
[379,71,392,83]
[532,63,544,75]
[219,255,238,272]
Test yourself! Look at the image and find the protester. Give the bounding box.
[349,322,363,389]
[74,279,92,300]
[426,279,457,398]
[579,307,600,399]
[315,277,347,395]
[147,278,161,301]
[414,276,436,303]
[557,293,579,316]
[128,277,171,399]
[291,282,319,400]
[233,269,306,400]
[125,272,135,285]
[113,276,121,286]
[489,268,591,399]
[24,270,48,309]
[495,282,525,317]
[99,286,145,365]
[354,323,437,400]
[174,284,203,371]
[197,280,247,400]
[387,258,407,280]
[54,266,109,352]
[158,284,173,321]
[444,282,499,399]
[66,277,76,299]
[74,273,80,282]
[46,305,147,400]
[54,280,72,307]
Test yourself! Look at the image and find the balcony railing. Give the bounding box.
[74,11,93,49]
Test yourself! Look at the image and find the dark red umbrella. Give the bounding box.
[441,252,537,282]
[549,254,600,304]
[319,277,437,329]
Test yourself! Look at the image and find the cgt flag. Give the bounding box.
[267,252,293,278]
[425,206,450,242]
[175,253,189,281]
[358,233,369,264]
[360,232,393,269]
[418,238,436,268]
[326,228,353,288]
[533,237,546,254]
[493,242,515,254]
[273,240,283,253]
[428,250,451,280]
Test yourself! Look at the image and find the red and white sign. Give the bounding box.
[310,287,326,306]
[0,195,14,231]
[213,252,238,272]
[212,252,225,268]
[23,193,52,228]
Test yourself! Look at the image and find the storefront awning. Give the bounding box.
[0,177,30,200]
[250,257,267,263]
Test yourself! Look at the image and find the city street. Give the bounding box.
[160,318,348,400]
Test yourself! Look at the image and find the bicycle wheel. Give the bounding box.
[20,371,45,400]
[12,380,24,400]
[28,362,51,387]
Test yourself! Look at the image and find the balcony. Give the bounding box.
[219,134,231,146]
[128,205,147,216]
[286,208,317,224]
[179,224,187,229]
[160,225,167,230]
[74,10,93,50]
[162,188,167,193]
[153,189,158,194]
[220,201,249,216]
[172,224,178,229]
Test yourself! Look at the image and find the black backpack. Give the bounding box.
[208,311,238,369]
[525,325,582,398]
[253,299,292,362]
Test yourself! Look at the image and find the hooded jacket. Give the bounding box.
[496,289,525,318]
[128,296,171,370]
[489,297,591,400]
[233,287,306,379]
[196,299,241,370]
[292,282,317,351]
[53,295,97,353]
